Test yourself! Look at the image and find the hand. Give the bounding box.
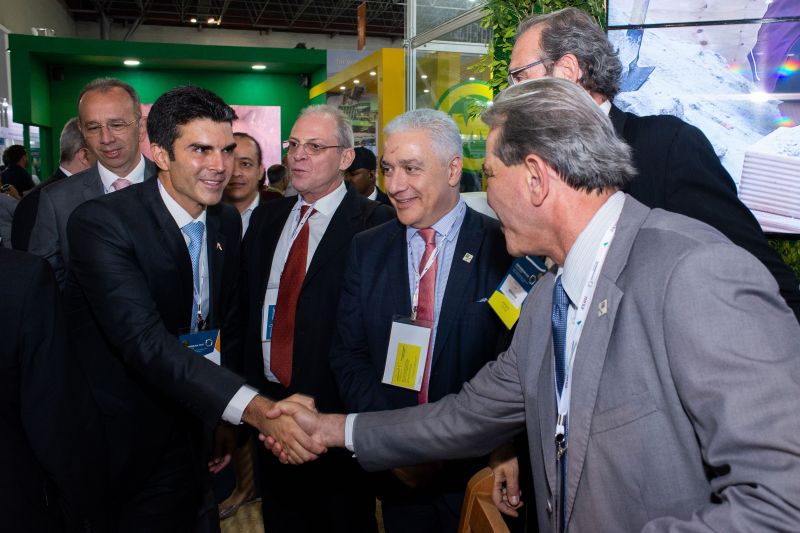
[391,462,443,489]
[261,401,346,465]
[242,395,326,464]
[208,422,237,474]
[489,443,523,517]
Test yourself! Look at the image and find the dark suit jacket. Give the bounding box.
[240,187,395,413]
[11,168,68,251]
[63,177,245,507]
[1,164,35,193]
[29,159,157,288]
[611,105,800,317]
[329,207,512,500]
[374,187,391,206]
[0,249,103,531]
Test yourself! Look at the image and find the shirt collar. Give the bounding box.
[296,180,347,217]
[367,187,378,201]
[98,154,146,192]
[157,178,207,229]
[406,198,466,244]
[244,194,260,214]
[559,191,625,305]
[59,165,73,177]
[598,99,612,116]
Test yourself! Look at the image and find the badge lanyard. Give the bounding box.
[555,219,619,445]
[192,239,206,332]
[409,202,465,321]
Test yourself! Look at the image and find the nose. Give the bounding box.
[385,172,407,196]
[208,150,227,173]
[99,124,115,144]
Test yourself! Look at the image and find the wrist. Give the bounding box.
[242,394,274,427]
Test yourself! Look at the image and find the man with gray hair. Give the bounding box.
[11,117,95,250]
[238,104,395,533]
[509,7,800,319]
[28,78,156,287]
[329,108,512,533]
[264,77,800,532]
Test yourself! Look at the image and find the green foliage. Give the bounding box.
[770,239,800,279]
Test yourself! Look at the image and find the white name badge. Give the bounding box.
[382,317,432,391]
[179,328,221,365]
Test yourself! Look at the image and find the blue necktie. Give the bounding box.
[183,221,205,331]
[552,276,569,395]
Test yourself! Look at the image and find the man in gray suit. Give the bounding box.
[29,78,156,287]
[265,78,800,532]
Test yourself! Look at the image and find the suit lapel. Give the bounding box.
[303,188,361,288]
[82,165,104,202]
[535,274,558,496]
[431,207,483,367]
[609,104,628,137]
[388,223,411,314]
[562,196,650,526]
[257,198,294,300]
[205,209,225,323]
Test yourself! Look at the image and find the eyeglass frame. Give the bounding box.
[507,57,550,86]
[81,118,139,137]
[282,139,345,156]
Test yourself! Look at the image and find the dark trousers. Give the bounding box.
[257,446,377,533]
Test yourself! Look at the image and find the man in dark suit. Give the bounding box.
[29,78,157,288]
[64,86,322,532]
[223,131,267,236]
[0,145,35,194]
[329,109,512,533]
[262,162,288,202]
[239,104,395,533]
[345,146,391,205]
[508,7,800,319]
[0,248,104,531]
[12,117,94,251]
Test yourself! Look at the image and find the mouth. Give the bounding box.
[101,148,122,159]
[392,196,418,208]
[200,177,226,190]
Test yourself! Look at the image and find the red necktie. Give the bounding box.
[271,205,314,386]
[416,228,437,404]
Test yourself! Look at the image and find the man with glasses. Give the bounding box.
[506,7,800,320]
[239,104,394,533]
[29,77,156,288]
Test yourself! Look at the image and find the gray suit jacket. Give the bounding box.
[353,196,800,532]
[28,159,156,288]
[0,193,16,248]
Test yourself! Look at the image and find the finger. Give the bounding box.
[505,470,521,507]
[265,406,283,418]
[491,475,506,509]
[287,393,317,412]
[497,501,520,518]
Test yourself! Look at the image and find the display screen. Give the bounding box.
[608,0,800,233]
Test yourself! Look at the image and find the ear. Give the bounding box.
[552,53,583,84]
[339,147,355,171]
[150,144,171,172]
[447,155,463,188]
[77,147,91,167]
[369,169,376,184]
[524,154,550,207]
[137,118,147,143]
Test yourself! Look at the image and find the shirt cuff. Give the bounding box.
[345,413,358,452]
[222,385,259,425]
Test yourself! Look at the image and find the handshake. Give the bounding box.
[241,394,346,465]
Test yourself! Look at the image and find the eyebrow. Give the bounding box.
[223,142,237,152]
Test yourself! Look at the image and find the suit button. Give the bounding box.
[546,499,553,515]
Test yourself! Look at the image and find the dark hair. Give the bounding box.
[2,145,27,166]
[517,7,623,100]
[233,132,263,167]
[78,78,142,121]
[147,86,237,159]
[267,164,287,185]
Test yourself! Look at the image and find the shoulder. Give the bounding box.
[250,195,294,229]
[40,165,96,199]
[350,193,396,224]
[354,217,403,245]
[0,247,52,285]
[207,202,242,236]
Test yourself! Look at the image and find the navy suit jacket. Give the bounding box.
[330,206,512,412]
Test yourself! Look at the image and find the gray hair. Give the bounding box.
[297,104,354,148]
[78,77,142,121]
[58,117,86,163]
[482,77,636,193]
[517,7,622,100]
[384,109,463,163]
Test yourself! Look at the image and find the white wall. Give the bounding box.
[0,0,76,37]
[75,21,399,51]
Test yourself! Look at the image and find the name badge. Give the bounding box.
[179,328,221,365]
[382,316,432,391]
[489,256,547,329]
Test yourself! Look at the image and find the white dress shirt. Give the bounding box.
[99,154,147,194]
[241,194,260,237]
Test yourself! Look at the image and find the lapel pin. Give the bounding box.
[598,299,608,317]
[216,242,223,251]
[463,253,474,263]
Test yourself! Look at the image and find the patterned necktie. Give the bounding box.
[271,205,315,387]
[416,227,438,404]
[552,276,569,396]
[183,221,205,331]
[110,177,131,191]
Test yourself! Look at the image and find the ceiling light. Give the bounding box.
[190,17,197,23]
[252,64,266,70]
[353,79,360,84]
[468,76,475,81]
[207,17,216,23]
[369,71,377,76]
[123,59,140,66]
[421,74,428,79]
[340,86,346,90]
[423,89,430,93]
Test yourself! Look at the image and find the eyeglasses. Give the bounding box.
[282,139,343,156]
[82,119,138,137]
[507,58,549,86]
